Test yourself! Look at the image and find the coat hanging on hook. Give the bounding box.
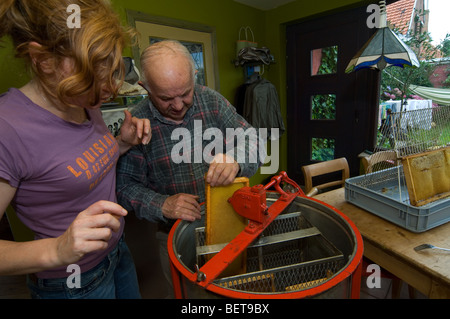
[241,79,285,140]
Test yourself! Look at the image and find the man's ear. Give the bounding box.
[28,41,54,74]
[138,81,151,94]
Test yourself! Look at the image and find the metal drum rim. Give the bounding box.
[167,193,364,299]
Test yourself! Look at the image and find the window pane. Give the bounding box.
[311,46,338,76]
[311,94,336,120]
[311,138,335,161]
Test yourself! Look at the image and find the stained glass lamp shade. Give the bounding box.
[345,27,420,73]
[345,1,420,73]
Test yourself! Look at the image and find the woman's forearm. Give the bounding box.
[0,238,61,276]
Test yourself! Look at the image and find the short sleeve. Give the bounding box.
[0,118,31,187]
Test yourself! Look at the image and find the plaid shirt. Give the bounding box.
[116,85,264,225]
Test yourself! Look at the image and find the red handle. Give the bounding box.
[192,172,303,288]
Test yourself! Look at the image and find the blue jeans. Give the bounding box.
[27,236,141,299]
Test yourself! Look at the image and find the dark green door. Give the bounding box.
[286,5,381,183]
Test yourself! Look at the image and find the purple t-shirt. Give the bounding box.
[0,88,123,278]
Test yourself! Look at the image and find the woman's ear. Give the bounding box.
[28,41,54,74]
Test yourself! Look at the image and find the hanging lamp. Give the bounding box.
[345,0,420,73]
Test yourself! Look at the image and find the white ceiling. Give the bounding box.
[233,0,296,11]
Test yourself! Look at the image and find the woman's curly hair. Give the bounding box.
[0,0,133,106]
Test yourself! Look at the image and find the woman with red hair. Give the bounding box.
[0,0,150,298]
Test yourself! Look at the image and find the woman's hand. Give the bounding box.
[116,109,151,154]
[54,201,127,266]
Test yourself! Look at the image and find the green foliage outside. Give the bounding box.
[381,10,450,106]
[311,46,338,161]
[311,137,335,161]
[311,94,336,120]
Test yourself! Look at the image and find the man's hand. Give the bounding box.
[206,153,240,187]
[161,194,201,222]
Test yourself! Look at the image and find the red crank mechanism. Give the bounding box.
[192,172,304,288]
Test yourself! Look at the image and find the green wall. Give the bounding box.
[0,0,366,185]
[0,0,265,98]
[0,40,30,93]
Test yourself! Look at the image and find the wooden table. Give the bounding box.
[314,188,450,299]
